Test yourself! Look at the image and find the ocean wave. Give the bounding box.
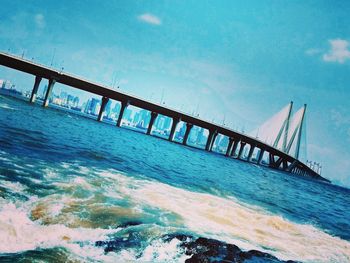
[0,163,349,262]
[0,199,116,254]
[0,103,15,110]
[98,171,350,262]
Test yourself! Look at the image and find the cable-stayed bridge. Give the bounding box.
[249,102,322,175]
[250,102,306,161]
[0,52,330,183]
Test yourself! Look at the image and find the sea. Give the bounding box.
[0,95,349,262]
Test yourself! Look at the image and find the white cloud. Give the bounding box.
[305,48,322,56]
[323,39,350,63]
[34,13,45,29]
[138,13,161,26]
[330,109,350,127]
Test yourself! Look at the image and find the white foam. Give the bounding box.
[1,165,349,262]
[0,200,116,254]
[0,180,27,194]
[0,103,15,110]
[141,237,189,262]
[97,172,350,263]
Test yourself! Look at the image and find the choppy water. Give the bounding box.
[0,95,349,262]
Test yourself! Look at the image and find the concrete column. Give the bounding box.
[205,131,214,151]
[247,145,255,162]
[274,157,284,169]
[237,142,246,159]
[29,76,42,103]
[230,139,240,157]
[225,137,234,156]
[286,160,298,173]
[205,130,217,151]
[43,78,55,107]
[269,153,275,167]
[282,160,288,170]
[97,96,109,122]
[116,101,129,127]
[147,112,158,135]
[182,123,193,145]
[257,149,265,164]
[168,117,180,141]
[210,132,218,151]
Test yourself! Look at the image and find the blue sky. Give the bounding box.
[0,0,350,187]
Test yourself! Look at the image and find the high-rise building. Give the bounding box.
[84,99,92,114]
[84,98,100,115]
[139,110,150,128]
[177,123,186,139]
[1,80,12,89]
[123,108,132,122]
[60,91,68,104]
[67,94,74,107]
[163,117,171,131]
[196,128,205,145]
[73,96,79,107]
[133,111,141,125]
[156,116,165,130]
[112,103,121,114]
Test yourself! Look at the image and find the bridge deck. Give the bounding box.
[0,52,330,183]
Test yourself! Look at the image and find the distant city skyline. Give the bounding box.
[0,1,349,186]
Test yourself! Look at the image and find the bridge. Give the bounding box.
[0,52,330,183]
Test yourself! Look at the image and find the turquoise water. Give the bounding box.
[0,95,349,262]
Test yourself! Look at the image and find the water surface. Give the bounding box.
[0,95,349,262]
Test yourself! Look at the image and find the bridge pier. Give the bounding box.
[269,153,276,167]
[296,168,300,175]
[43,78,55,107]
[147,112,158,135]
[205,130,217,151]
[29,76,42,103]
[247,144,256,162]
[298,168,302,175]
[183,123,193,145]
[257,149,265,164]
[97,96,109,122]
[282,160,288,170]
[225,137,234,156]
[116,101,129,127]
[230,139,240,157]
[286,160,298,172]
[277,157,284,169]
[237,142,246,159]
[168,117,180,141]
